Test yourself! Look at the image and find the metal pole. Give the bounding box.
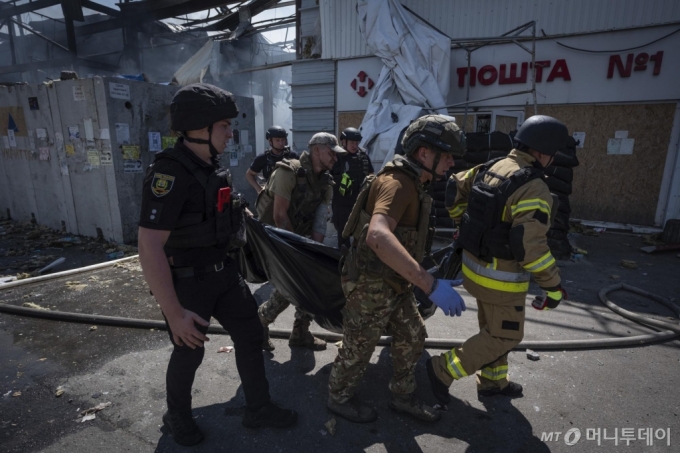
[5,18,17,65]
[532,22,537,115]
[425,89,534,110]
[65,17,77,57]
[462,48,471,132]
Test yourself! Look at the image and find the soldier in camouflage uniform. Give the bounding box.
[256,132,346,351]
[327,115,467,423]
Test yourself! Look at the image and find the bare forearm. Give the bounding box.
[368,231,434,292]
[311,231,325,243]
[274,213,294,232]
[245,171,263,194]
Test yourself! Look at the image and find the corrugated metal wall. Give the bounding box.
[291,59,336,152]
[320,0,680,59]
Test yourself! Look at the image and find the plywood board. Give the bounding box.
[338,111,366,138]
[525,103,675,225]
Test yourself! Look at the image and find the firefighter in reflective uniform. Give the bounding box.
[246,126,298,194]
[256,132,346,351]
[327,115,466,424]
[426,115,570,404]
[330,127,375,249]
[137,84,297,446]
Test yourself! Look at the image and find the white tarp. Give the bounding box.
[357,0,452,168]
[173,39,221,86]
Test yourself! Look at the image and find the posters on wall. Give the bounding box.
[115,123,130,144]
[109,83,131,100]
[148,132,161,152]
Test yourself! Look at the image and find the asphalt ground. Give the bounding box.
[1,229,679,453]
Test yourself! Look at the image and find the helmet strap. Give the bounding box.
[183,124,221,159]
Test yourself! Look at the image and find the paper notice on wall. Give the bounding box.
[229,158,239,167]
[100,147,113,166]
[68,126,80,140]
[123,159,143,173]
[8,130,17,148]
[99,128,110,140]
[620,138,634,154]
[87,149,100,166]
[1,136,9,149]
[148,132,161,152]
[59,157,69,176]
[65,144,75,157]
[36,128,47,139]
[83,118,95,141]
[73,85,86,101]
[115,123,130,144]
[241,130,249,146]
[244,145,252,154]
[162,136,176,149]
[39,147,50,161]
[55,132,64,153]
[122,145,140,160]
[109,82,130,100]
[614,130,628,139]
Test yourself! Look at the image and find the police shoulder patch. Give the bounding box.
[151,173,175,197]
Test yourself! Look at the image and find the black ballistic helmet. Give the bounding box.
[170,83,238,132]
[341,127,362,142]
[266,125,288,140]
[514,115,569,156]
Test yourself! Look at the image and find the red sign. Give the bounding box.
[456,59,571,87]
[350,71,374,97]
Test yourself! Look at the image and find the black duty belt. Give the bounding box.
[170,261,225,279]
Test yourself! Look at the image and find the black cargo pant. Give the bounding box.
[165,257,271,413]
[332,203,354,250]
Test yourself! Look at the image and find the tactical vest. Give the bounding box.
[458,157,543,262]
[153,146,247,252]
[342,155,433,293]
[335,150,372,202]
[262,147,293,180]
[256,152,332,237]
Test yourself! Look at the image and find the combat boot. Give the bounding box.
[242,401,298,428]
[259,313,275,351]
[288,318,326,350]
[327,395,378,423]
[478,381,523,398]
[162,410,204,446]
[389,393,441,423]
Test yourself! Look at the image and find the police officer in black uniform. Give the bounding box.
[330,127,374,249]
[245,125,298,194]
[138,84,297,447]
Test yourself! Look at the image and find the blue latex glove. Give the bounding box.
[428,279,466,317]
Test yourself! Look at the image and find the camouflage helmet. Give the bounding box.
[401,114,465,158]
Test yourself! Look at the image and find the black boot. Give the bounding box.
[478,381,523,398]
[162,410,204,446]
[242,401,298,428]
[426,358,451,404]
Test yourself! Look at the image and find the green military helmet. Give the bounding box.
[401,114,466,159]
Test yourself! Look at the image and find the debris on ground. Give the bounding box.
[324,417,337,436]
[22,302,49,310]
[89,326,98,331]
[526,349,540,361]
[611,275,620,280]
[55,387,65,397]
[12,391,21,397]
[217,346,234,353]
[78,401,112,422]
[571,246,588,255]
[640,243,680,254]
[334,340,343,348]
[3,390,11,397]
[433,403,449,411]
[620,259,638,269]
[65,281,88,291]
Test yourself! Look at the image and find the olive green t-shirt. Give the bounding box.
[365,169,419,227]
[268,164,332,203]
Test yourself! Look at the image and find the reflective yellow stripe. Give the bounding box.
[448,203,467,218]
[464,168,477,179]
[511,198,551,217]
[444,350,468,380]
[524,251,556,273]
[462,264,529,293]
[480,365,508,381]
[547,290,562,300]
[485,257,498,270]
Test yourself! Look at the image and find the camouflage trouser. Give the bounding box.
[328,274,427,403]
[432,295,525,391]
[258,288,314,325]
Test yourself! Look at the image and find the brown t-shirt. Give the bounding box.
[365,169,420,227]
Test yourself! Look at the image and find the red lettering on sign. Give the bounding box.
[634,53,649,71]
[478,65,498,85]
[456,67,468,88]
[607,54,634,78]
[531,61,551,83]
[499,62,528,84]
[546,59,571,82]
[650,51,663,75]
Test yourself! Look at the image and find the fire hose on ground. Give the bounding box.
[0,256,678,350]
